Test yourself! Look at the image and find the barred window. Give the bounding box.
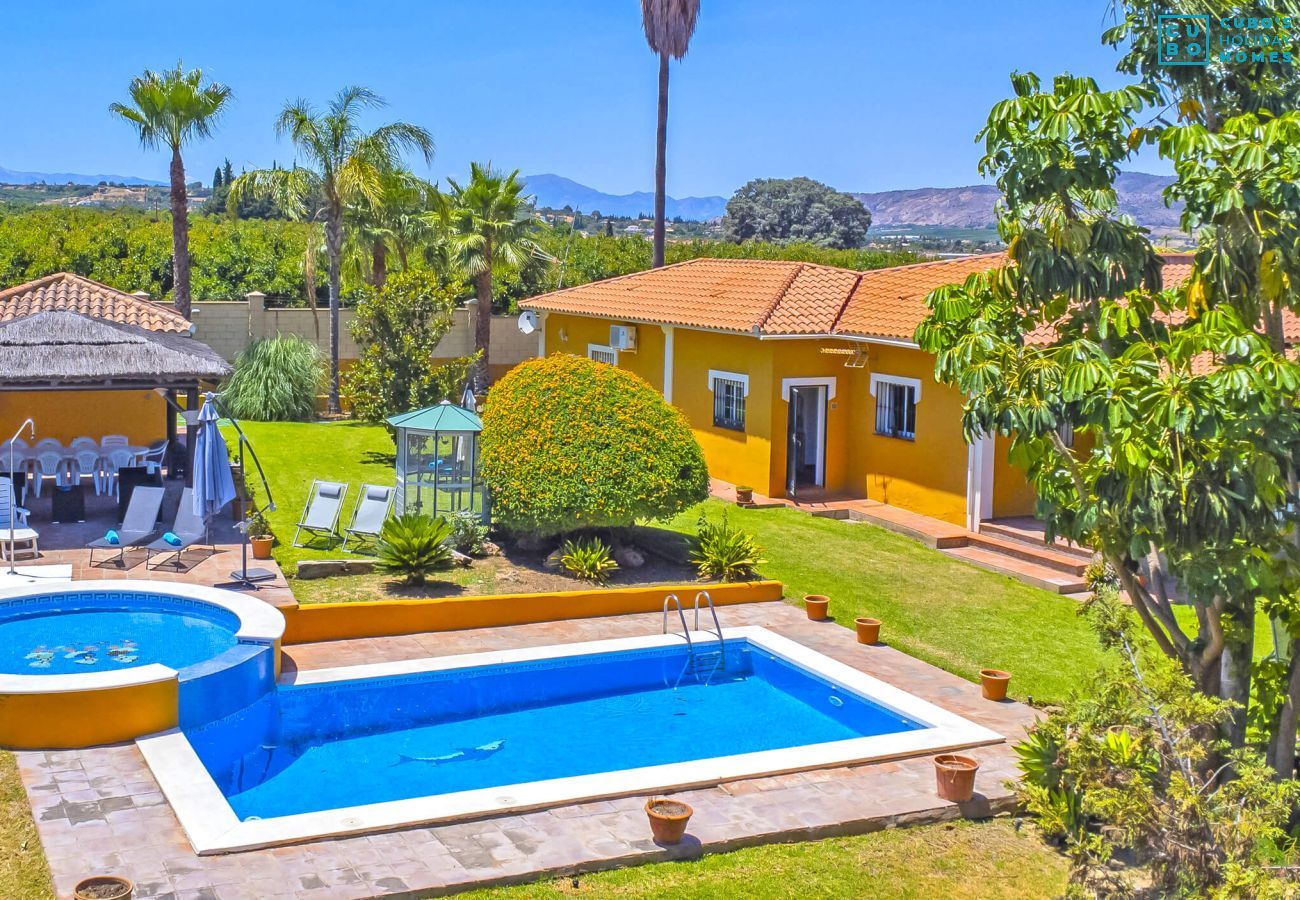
[588,344,617,365]
[874,381,917,440]
[713,377,746,431]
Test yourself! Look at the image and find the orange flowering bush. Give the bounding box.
[481,354,709,536]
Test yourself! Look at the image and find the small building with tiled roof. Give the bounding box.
[0,272,228,455]
[520,253,1191,532]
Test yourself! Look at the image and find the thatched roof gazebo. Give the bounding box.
[0,311,230,388]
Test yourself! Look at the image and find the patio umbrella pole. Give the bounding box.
[217,403,277,587]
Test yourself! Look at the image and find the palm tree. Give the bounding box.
[346,168,437,289]
[230,87,433,413]
[110,64,231,318]
[641,0,700,268]
[439,163,547,389]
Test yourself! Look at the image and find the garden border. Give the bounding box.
[280,580,784,644]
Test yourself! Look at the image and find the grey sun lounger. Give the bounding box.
[87,485,164,567]
[292,480,348,548]
[342,483,394,552]
[144,487,214,570]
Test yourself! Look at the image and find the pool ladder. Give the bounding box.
[663,591,726,683]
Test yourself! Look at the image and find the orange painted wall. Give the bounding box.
[991,433,1039,518]
[846,345,970,525]
[0,390,167,445]
[765,341,854,498]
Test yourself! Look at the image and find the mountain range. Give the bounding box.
[0,165,164,187]
[852,172,1181,230]
[1,163,1181,231]
[522,174,727,221]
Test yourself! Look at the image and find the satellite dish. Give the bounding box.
[517,310,537,335]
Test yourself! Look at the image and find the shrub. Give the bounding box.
[481,354,709,537]
[345,271,479,423]
[559,536,618,584]
[1015,590,1300,897]
[448,510,489,556]
[220,335,324,421]
[690,512,765,582]
[375,514,454,584]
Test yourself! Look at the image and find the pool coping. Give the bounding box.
[137,625,1003,855]
[0,579,284,694]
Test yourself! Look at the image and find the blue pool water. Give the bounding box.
[188,640,924,820]
[0,592,240,675]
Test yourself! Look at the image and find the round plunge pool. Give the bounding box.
[0,581,285,750]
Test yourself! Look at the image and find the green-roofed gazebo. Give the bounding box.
[387,400,487,522]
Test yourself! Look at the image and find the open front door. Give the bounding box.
[785,384,826,498]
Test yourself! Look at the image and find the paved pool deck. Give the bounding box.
[18,601,1038,899]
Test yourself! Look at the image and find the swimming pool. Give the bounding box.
[140,627,1001,853]
[0,581,285,749]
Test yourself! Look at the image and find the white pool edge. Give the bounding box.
[0,580,284,694]
[138,626,1003,854]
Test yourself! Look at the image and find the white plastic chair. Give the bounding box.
[69,437,99,452]
[139,440,169,478]
[74,450,107,496]
[101,435,130,449]
[36,451,76,494]
[0,479,37,561]
[103,448,136,500]
[32,438,62,454]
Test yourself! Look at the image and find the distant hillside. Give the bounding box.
[853,172,1181,230]
[0,165,164,187]
[524,174,727,221]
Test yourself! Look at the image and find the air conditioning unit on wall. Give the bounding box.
[610,324,638,352]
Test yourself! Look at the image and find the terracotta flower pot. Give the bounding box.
[645,797,693,844]
[934,754,979,803]
[250,536,274,560]
[855,617,882,644]
[74,875,133,900]
[735,486,754,504]
[805,595,830,620]
[979,668,1011,701]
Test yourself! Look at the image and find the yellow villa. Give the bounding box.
[520,254,1195,532]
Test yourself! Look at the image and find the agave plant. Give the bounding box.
[375,514,454,585]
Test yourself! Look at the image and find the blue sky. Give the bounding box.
[0,1,1165,196]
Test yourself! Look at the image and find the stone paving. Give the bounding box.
[19,601,1038,899]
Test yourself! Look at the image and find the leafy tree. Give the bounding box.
[229,86,434,413]
[722,177,872,249]
[344,270,477,423]
[438,163,548,389]
[917,4,1300,773]
[481,354,709,537]
[222,158,234,186]
[212,166,223,189]
[640,0,699,268]
[109,63,232,318]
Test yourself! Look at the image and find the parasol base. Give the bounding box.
[229,567,277,584]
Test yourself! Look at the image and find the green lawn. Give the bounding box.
[457,819,1067,899]
[0,753,51,900]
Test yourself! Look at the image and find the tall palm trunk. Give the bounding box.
[652,52,669,268]
[168,147,192,318]
[371,240,388,289]
[474,260,493,391]
[325,212,344,415]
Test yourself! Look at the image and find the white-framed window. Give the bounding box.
[588,343,618,365]
[869,373,921,440]
[708,370,748,432]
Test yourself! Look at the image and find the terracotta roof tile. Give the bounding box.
[833,253,1006,341]
[521,258,861,334]
[0,273,192,333]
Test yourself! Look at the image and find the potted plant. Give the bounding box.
[247,508,274,560]
[735,484,754,504]
[74,875,133,900]
[933,753,979,803]
[645,797,693,844]
[855,616,882,644]
[979,668,1011,701]
[805,594,830,620]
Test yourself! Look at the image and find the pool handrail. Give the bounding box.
[661,593,693,651]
